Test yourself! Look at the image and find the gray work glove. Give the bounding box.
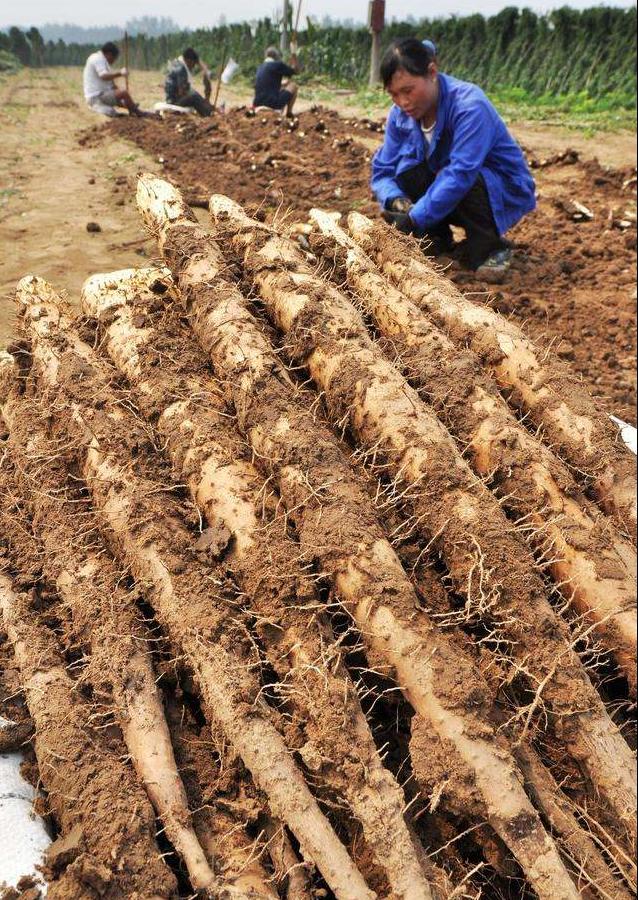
[388,196,413,214]
[383,209,419,235]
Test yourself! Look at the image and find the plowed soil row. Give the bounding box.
[83,106,637,423]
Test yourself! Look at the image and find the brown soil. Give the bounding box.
[94,105,379,220]
[0,68,161,343]
[94,108,636,424]
[2,69,635,422]
[0,66,636,900]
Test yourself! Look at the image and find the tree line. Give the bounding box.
[37,17,180,43]
[1,6,635,102]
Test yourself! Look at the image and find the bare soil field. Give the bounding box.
[0,66,636,900]
[2,68,634,421]
[0,69,161,340]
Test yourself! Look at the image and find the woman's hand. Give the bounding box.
[388,196,413,213]
[383,208,417,234]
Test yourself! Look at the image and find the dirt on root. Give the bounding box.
[234,231,597,724]
[114,260,481,894]
[453,155,637,424]
[0,496,177,900]
[159,680,274,889]
[1,70,636,899]
[19,315,426,895]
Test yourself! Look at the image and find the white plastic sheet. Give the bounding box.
[152,101,196,115]
[0,720,50,892]
[611,416,638,456]
[221,58,240,84]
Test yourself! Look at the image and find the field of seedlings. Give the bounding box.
[0,151,636,899]
[8,8,636,100]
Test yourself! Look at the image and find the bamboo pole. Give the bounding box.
[124,30,130,92]
[212,44,228,110]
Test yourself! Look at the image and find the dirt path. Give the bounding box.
[0,68,161,344]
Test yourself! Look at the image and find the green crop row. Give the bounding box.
[1,6,636,101]
[0,48,21,72]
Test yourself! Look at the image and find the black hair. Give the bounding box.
[183,47,200,64]
[101,41,120,58]
[380,38,435,88]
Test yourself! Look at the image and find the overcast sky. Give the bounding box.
[3,0,636,29]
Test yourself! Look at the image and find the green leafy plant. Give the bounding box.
[2,6,635,108]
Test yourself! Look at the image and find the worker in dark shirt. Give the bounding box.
[253,46,299,117]
[165,47,213,117]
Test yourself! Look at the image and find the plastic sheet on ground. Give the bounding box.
[611,415,638,455]
[153,101,196,116]
[0,719,50,892]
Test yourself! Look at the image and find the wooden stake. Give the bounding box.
[293,0,303,45]
[124,30,130,92]
[281,0,291,53]
[212,45,228,111]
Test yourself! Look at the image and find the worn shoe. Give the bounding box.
[475,248,513,283]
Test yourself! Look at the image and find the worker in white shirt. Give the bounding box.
[83,41,147,117]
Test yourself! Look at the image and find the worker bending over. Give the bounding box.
[83,42,146,117]
[253,46,299,117]
[165,48,214,117]
[372,38,536,280]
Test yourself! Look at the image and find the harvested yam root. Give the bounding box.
[0,356,277,900]
[205,193,636,847]
[384,505,637,898]
[0,381,216,893]
[16,276,378,900]
[515,745,636,900]
[346,213,638,540]
[263,820,313,900]
[160,682,281,898]
[135,173,601,900]
[81,266,444,900]
[0,567,178,899]
[309,209,637,692]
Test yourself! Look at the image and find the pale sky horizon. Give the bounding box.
[2,0,636,30]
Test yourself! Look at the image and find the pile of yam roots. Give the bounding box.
[0,174,636,900]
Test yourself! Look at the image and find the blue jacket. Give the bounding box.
[371,73,536,234]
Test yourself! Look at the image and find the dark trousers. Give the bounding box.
[397,162,509,269]
[174,91,214,117]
